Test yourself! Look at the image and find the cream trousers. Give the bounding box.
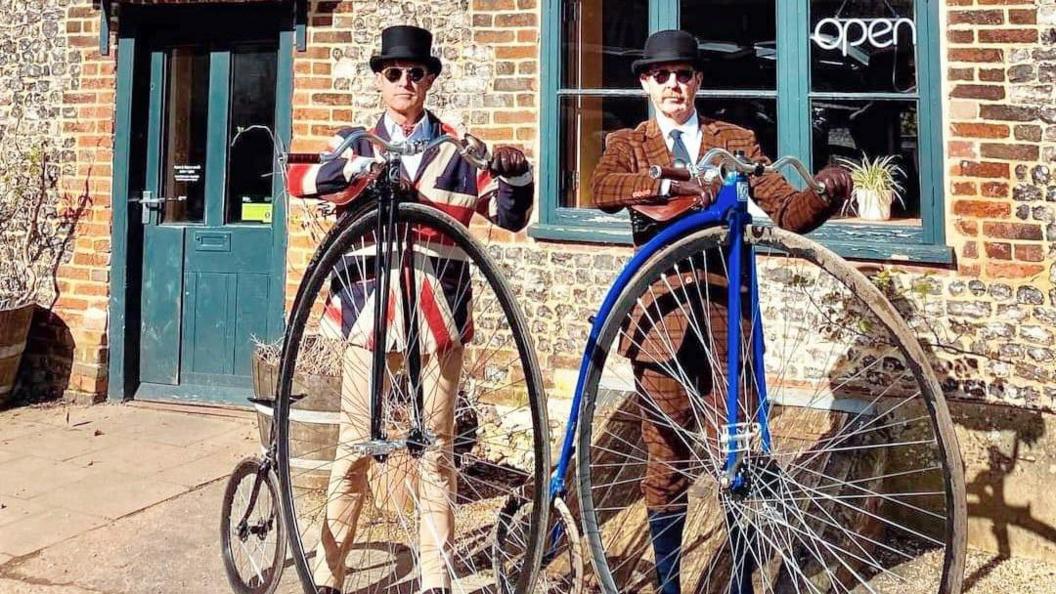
[312,345,463,591]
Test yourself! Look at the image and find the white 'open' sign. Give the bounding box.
[812,17,917,58]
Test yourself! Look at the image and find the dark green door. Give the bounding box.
[135,13,289,403]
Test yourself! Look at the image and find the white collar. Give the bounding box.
[384,112,429,142]
[655,110,700,141]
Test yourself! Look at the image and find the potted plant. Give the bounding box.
[835,154,906,221]
[0,130,89,406]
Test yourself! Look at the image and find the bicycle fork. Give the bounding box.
[369,160,428,458]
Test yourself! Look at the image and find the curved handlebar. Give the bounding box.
[649,148,827,195]
[283,130,492,170]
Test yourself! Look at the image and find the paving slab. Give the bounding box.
[0,495,47,528]
[65,437,216,478]
[0,480,304,594]
[0,456,96,499]
[0,509,108,558]
[153,444,254,489]
[0,425,119,462]
[0,578,97,594]
[31,470,187,521]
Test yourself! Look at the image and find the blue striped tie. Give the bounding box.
[670,129,692,168]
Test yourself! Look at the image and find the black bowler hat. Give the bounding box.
[370,25,443,75]
[631,29,703,75]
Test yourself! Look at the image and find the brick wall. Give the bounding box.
[1,0,114,403]
[1,0,1051,412]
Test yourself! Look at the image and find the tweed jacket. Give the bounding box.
[591,116,837,366]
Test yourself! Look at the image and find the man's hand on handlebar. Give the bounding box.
[669,179,714,209]
[815,166,854,206]
[490,146,530,178]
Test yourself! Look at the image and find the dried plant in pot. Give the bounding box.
[835,154,906,221]
[0,133,90,404]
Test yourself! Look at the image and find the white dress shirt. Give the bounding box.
[655,110,702,196]
[384,112,431,179]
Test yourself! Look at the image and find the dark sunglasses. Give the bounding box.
[648,68,696,84]
[382,66,428,84]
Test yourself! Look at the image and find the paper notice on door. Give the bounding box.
[242,202,273,223]
[174,164,202,183]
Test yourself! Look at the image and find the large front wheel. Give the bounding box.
[276,203,550,594]
[576,225,965,594]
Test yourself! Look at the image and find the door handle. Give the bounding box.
[132,191,186,223]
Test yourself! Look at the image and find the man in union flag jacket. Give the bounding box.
[287,25,533,594]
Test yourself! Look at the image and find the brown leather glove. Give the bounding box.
[669,179,714,208]
[815,166,854,206]
[490,146,530,178]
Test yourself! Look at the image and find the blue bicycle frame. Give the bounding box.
[548,169,777,518]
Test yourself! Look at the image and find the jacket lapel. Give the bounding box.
[643,119,673,169]
[412,111,443,185]
[697,116,723,163]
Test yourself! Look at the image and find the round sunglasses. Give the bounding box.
[647,68,696,84]
[382,66,428,84]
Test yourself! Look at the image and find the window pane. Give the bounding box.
[811,0,917,93]
[559,95,649,208]
[162,47,209,224]
[227,45,278,224]
[813,99,920,221]
[696,98,778,160]
[681,0,776,90]
[561,0,649,89]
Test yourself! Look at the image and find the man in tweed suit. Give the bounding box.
[590,30,853,594]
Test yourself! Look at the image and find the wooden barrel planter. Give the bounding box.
[251,347,341,492]
[250,342,428,516]
[0,304,35,406]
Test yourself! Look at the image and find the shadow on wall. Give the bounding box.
[883,275,1056,578]
[954,403,1055,586]
[9,306,75,406]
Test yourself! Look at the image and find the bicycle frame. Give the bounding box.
[367,155,429,453]
[549,169,774,502]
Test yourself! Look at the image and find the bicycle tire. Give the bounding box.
[575,225,965,594]
[275,202,550,594]
[221,457,287,594]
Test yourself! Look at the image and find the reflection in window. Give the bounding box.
[682,0,777,90]
[162,47,209,224]
[813,99,919,220]
[811,0,917,93]
[697,98,778,159]
[559,96,648,208]
[561,0,649,89]
[227,45,279,224]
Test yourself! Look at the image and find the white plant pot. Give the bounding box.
[855,188,892,221]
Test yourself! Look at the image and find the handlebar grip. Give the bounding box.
[648,165,692,182]
[285,153,321,164]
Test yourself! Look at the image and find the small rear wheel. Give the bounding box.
[221,457,287,594]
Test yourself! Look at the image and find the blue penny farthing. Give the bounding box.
[550,154,965,594]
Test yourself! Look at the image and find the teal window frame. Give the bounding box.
[532,0,952,263]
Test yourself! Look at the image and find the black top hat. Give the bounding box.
[370,25,443,75]
[631,29,703,75]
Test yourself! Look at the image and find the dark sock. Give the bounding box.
[648,508,686,594]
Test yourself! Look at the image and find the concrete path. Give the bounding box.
[0,401,297,593]
[4,402,1056,594]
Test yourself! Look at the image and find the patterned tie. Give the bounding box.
[401,122,417,137]
[669,129,692,168]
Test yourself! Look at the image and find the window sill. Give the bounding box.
[528,219,954,264]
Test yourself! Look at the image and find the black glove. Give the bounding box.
[490,146,530,178]
[815,166,854,206]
